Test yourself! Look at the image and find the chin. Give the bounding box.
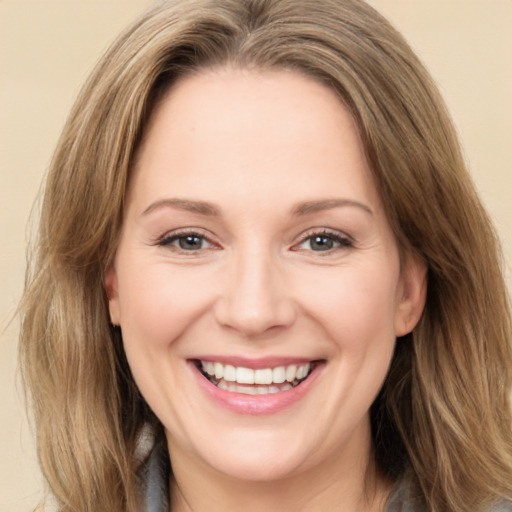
[204,451,308,483]
[167,423,317,483]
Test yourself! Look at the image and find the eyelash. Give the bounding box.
[156,228,353,254]
[293,229,354,253]
[156,230,216,252]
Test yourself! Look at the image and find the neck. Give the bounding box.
[167,426,391,512]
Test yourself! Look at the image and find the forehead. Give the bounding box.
[141,67,360,156]
[129,68,381,215]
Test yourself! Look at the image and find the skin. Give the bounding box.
[107,68,426,511]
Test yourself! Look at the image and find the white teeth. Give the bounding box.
[223,364,236,382]
[236,385,257,395]
[204,361,215,376]
[214,362,223,379]
[297,364,310,380]
[254,368,273,385]
[272,366,286,384]
[236,367,255,384]
[200,361,313,387]
[285,365,297,382]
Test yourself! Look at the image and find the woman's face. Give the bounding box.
[107,69,426,483]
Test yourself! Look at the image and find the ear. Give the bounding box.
[105,265,121,326]
[394,252,427,337]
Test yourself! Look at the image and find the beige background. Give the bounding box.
[1,1,511,510]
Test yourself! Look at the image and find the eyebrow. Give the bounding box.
[291,199,373,216]
[142,198,221,217]
[141,197,373,218]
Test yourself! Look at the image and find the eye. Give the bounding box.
[295,231,353,252]
[157,231,215,251]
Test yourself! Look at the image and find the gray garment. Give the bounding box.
[140,442,512,512]
[139,438,170,512]
[384,480,512,512]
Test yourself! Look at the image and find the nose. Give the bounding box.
[213,248,297,337]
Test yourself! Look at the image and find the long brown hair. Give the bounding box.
[20,0,512,510]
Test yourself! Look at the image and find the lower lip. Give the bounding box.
[191,362,322,415]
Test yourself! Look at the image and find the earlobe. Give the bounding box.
[105,266,121,325]
[394,252,427,337]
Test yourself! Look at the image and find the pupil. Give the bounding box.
[311,236,333,251]
[179,236,202,250]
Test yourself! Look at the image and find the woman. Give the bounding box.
[19,0,512,511]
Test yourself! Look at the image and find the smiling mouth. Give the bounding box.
[195,360,316,395]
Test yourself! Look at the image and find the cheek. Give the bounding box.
[116,259,217,353]
[115,260,220,418]
[296,263,400,345]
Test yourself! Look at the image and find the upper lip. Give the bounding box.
[190,356,323,369]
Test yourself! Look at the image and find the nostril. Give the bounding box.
[212,294,297,337]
